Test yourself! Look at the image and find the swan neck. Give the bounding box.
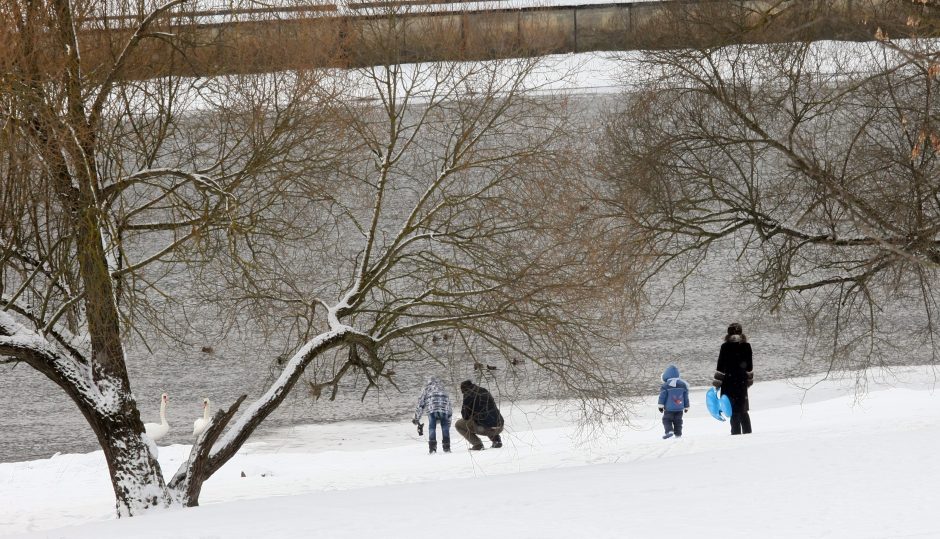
[160,400,167,425]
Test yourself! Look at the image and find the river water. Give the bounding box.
[0,241,834,464]
[1,92,930,464]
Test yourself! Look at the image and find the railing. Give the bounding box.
[75,0,679,27]
[72,0,930,78]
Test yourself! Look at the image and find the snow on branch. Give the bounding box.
[206,326,355,472]
[0,307,121,413]
[1,309,74,372]
[167,395,246,506]
[3,296,89,366]
[0,305,67,358]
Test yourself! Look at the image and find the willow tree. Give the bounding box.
[0,0,627,516]
[599,2,940,370]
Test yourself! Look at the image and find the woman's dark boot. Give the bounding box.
[428,441,437,454]
[442,440,451,453]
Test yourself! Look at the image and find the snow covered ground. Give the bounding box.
[3,366,939,538]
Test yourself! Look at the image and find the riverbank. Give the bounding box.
[3,366,938,538]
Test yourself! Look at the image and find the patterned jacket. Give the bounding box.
[414,377,453,421]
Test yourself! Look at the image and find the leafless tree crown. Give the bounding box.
[599,5,940,371]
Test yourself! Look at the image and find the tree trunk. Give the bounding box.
[88,401,175,516]
[93,406,173,517]
[74,207,128,382]
[64,173,172,514]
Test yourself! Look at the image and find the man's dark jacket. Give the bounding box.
[460,384,504,428]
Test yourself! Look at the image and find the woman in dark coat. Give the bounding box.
[713,322,754,435]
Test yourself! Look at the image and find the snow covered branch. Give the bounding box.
[168,395,246,506]
[2,297,88,366]
[0,309,100,405]
[205,327,354,475]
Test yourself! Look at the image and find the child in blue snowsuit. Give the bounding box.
[658,364,690,439]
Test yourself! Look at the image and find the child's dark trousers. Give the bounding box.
[662,410,684,437]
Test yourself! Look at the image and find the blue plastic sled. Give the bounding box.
[706,387,733,421]
[719,393,733,419]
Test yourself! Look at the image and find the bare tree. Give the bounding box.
[598,6,940,371]
[1,0,628,516]
[190,13,635,423]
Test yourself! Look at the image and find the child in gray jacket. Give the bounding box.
[658,364,690,439]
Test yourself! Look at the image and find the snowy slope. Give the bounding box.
[3,367,939,538]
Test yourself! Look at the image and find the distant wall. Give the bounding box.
[78,0,932,78]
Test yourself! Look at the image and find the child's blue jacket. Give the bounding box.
[658,364,690,412]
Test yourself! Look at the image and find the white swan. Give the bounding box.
[144,393,170,442]
[193,398,210,437]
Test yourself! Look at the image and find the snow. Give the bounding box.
[0,311,55,355]
[3,366,939,538]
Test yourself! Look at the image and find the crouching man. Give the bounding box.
[455,380,504,450]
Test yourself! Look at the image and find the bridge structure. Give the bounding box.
[75,0,938,78]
